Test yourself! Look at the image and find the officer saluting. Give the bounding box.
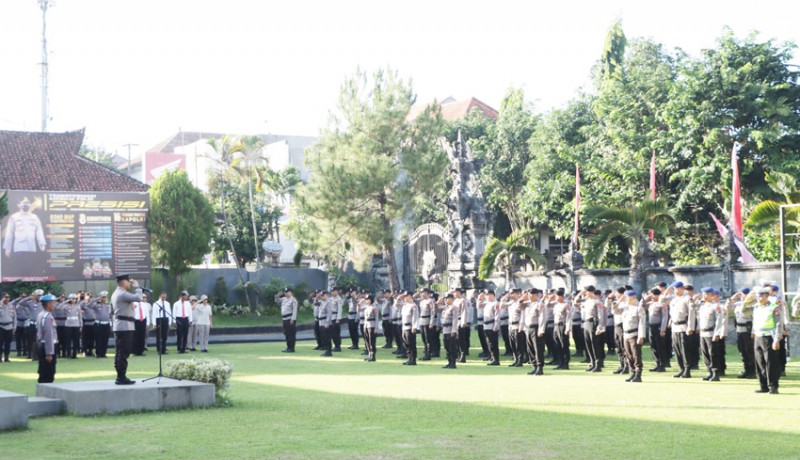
[277,288,298,353]
[110,274,143,385]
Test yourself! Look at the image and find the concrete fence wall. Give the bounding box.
[490,262,800,295]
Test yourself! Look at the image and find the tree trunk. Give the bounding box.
[247,165,261,269]
[505,263,513,290]
[220,189,252,310]
[383,244,401,292]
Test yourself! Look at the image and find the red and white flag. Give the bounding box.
[572,163,580,249]
[709,211,758,264]
[649,150,657,241]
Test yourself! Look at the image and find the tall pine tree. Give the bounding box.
[292,68,446,290]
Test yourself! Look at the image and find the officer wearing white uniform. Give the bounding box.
[479,291,501,365]
[698,287,727,381]
[400,293,420,366]
[193,295,213,352]
[665,281,695,378]
[417,289,434,361]
[132,294,152,356]
[172,291,193,353]
[361,296,379,362]
[151,293,172,355]
[438,294,459,369]
[524,290,547,375]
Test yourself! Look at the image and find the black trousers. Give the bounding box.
[96,324,111,357]
[381,320,393,346]
[571,324,585,353]
[321,325,332,351]
[394,324,404,352]
[314,321,321,348]
[737,329,755,373]
[364,327,376,355]
[614,324,626,367]
[114,330,133,380]
[485,329,500,362]
[82,322,95,354]
[430,327,441,356]
[359,323,366,349]
[700,336,724,373]
[526,327,545,368]
[155,318,169,354]
[458,326,470,358]
[688,332,700,368]
[672,331,689,372]
[56,325,67,357]
[348,318,359,348]
[778,336,787,374]
[0,328,12,359]
[476,324,489,356]
[15,325,28,354]
[624,337,643,372]
[420,325,431,356]
[27,325,38,359]
[37,344,56,383]
[515,330,527,363]
[500,324,511,354]
[649,326,670,368]
[754,336,779,390]
[66,327,81,358]
[508,325,520,361]
[133,319,147,355]
[282,320,296,351]
[331,321,342,349]
[402,330,417,360]
[545,324,556,357]
[175,317,189,352]
[583,321,602,366]
[605,323,616,351]
[554,323,570,366]
[444,333,458,366]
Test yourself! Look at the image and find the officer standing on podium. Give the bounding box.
[110,274,143,385]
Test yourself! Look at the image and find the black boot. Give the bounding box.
[630,372,642,383]
[535,366,543,375]
[487,360,500,366]
[708,372,720,382]
[680,369,691,378]
[613,366,625,374]
[625,373,636,382]
[420,353,431,361]
[321,350,332,357]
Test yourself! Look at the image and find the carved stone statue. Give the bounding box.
[445,131,491,290]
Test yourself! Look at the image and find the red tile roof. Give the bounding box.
[0,129,149,192]
[408,97,499,122]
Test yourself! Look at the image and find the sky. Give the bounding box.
[1,0,798,159]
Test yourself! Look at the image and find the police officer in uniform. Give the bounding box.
[577,286,606,372]
[133,293,152,356]
[615,290,646,382]
[727,288,755,378]
[14,295,29,357]
[665,281,694,378]
[524,289,547,375]
[20,290,44,361]
[570,296,585,359]
[361,295,379,362]
[380,290,394,349]
[36,294,58,383]
[607,287,629,375]
[438,293,459,369]
[64,294,82,359]
[400,292,420,365]
[111,274,143,385]
[346,290,360,350]
[550,288,572,370]
[698,287,726,381]
[0,292,16,362]
[318,291,334,357]
[417,289,434,361]
[80,293,97,357]
[506,289,524,367]
[455,289,471,363]
[330,288,344,352]
[474,290,489,359]
[172,291,192,353]
[90,292,112,358]
[747,287,783,394]
[151,292,172,355]
[642,288,669,372]
[429,293,442,358]
[480,290,500,365]
[277,288,298,353]
[54,297,68,358]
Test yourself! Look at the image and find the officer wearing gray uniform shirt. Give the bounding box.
[278,288,298,353]
[524,290,547,375]
[81,295,97,357]
[64,295,82,359]
[0,293,16,362]
[643,288,669,372]
[698,287,727,382]
[14,296,29,357]
[439,294,459,369]
[53,300,68,358]
[36,294,58,383]
[727,288,755,378]
[615,290,646,382]
[89,293,112,358]
[317,292,334,357]
[665,281,695,378]
[19,290,44,360]
[110,275,143,385]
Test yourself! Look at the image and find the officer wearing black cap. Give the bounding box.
[111,274,143,385]
[277,287,298,353]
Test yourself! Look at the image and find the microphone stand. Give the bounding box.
[143,298,180,384]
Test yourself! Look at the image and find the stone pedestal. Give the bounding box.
[36,379,215,415]
[0,390,28,431]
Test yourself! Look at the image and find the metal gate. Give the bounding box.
[404,223,449,292]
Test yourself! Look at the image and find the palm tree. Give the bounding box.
[263,167,302,243]
[746,172,800,255]
[229,135,268,269]
[583,197,676,292]
[478,229,546,289]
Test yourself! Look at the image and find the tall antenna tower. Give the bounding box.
[39,0,53,132]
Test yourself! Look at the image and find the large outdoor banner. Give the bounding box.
[1,191,150,282]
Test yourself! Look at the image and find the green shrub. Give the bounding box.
[211,276,228,305]
[165,358,233,399]
[211,304,252,317]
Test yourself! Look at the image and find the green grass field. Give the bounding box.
[211,310,315,327]
[1,336,798,459]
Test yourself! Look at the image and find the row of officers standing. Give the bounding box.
[277,279,794,394]
[0,289,214,364]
